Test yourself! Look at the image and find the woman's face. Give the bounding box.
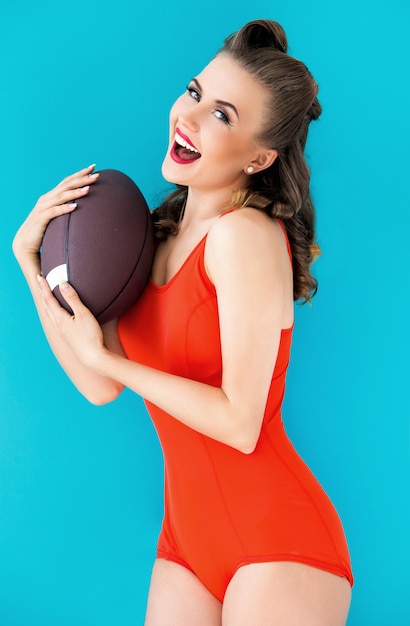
[161,54,273,193]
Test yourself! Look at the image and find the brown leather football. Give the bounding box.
[40,169,154,324]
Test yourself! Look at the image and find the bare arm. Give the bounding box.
[42,209,292,451]
[12,165,125,404]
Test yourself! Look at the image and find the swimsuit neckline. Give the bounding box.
[149,231,208,292]
[148,231,294,334]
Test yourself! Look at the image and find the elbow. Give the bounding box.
[88,395,113,407]
[236,439,258,455]
[84,382,124,406]
[224,408,263,454]
[233,424,260,455]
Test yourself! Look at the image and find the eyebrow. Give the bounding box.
[191,78,239,119]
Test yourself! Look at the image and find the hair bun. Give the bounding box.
[309,97,322,122]
[238,19,288,53]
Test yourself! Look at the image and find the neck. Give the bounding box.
[180,186,234,229]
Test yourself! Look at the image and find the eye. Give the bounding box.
[186,85,200,102]
[214,108,231,125]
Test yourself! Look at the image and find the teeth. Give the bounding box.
[175,131,199,153]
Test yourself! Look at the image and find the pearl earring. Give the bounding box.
[246,165,254,174]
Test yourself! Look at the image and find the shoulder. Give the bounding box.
[210,206,277,240]
[205,208,287,275]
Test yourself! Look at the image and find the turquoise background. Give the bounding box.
[1,0,409,623]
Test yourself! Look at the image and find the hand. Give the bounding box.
[12,164,99,265]
[37,275,106,371]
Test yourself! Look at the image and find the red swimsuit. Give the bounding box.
[118,219,353,602]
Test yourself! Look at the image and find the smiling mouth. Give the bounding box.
[171,130,202,164]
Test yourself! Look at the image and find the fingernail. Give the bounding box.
[82,185,90,191]
[36,274,42,283]
[89,163,96,169]
[89,172,99,179]
[69,202,78,208]
[59,280,69,292]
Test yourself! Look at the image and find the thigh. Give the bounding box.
[222,561,351,626]
[144,558,222,626]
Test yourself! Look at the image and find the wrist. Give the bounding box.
[87,345,120,378]
[14,245,40,271]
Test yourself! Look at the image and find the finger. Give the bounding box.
[37,275,72,322]
[31,201,77,230]
[49,171,100,204]
[48,183,93,207]
[58,280,86,316]
[36,183,92,215]
[37,170,99,212]
[56,171,100,194]
[37,201,78,222]
[57,164,96,187]
[37,273,52,297]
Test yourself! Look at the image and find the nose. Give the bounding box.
[172,93,202,131]
[177,108,200,132]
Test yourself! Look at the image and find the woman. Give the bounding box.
[13,19,353,626]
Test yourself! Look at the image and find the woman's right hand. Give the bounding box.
[12,164,99,266]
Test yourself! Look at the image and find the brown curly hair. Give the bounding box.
[152,19,322,302]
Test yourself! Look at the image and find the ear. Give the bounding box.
[248,149,278,174]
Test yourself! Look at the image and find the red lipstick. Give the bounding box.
[170,127,201,164]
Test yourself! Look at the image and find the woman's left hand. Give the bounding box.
[37,275,106,371]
